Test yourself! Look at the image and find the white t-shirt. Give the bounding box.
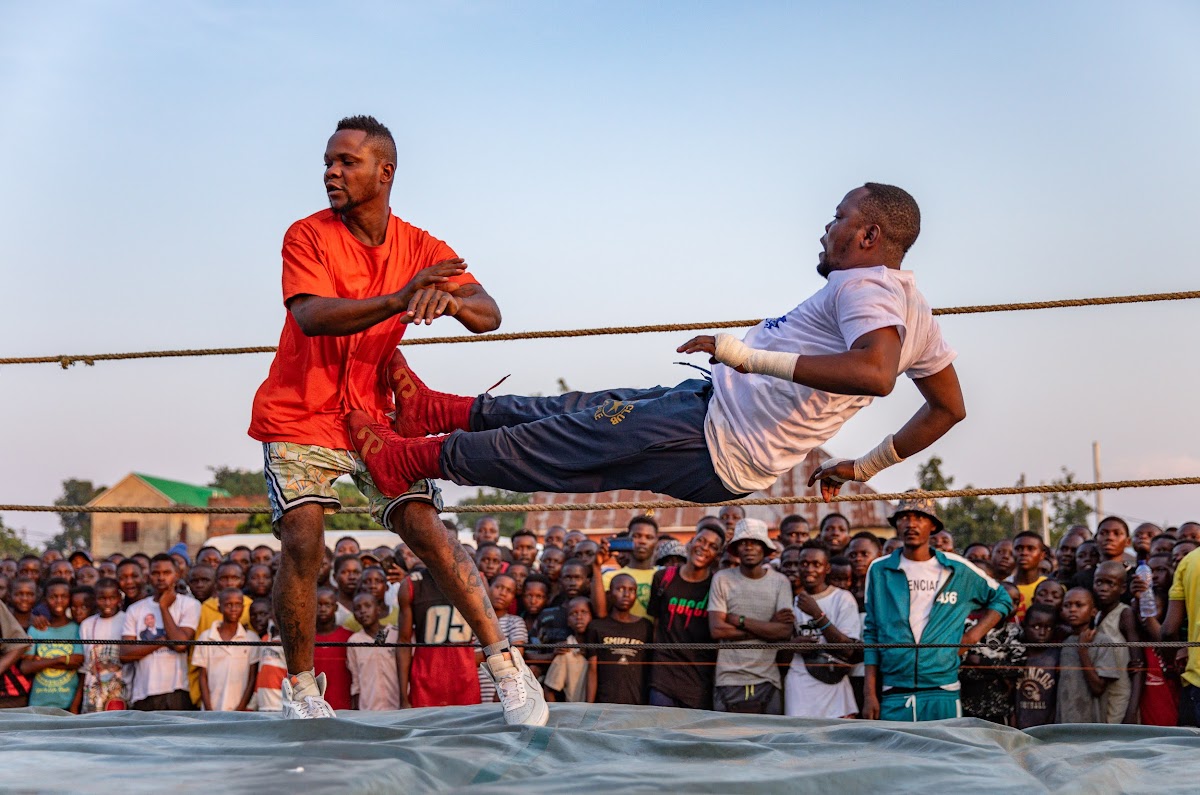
[121,594,201,704]
[897,555,949,642]
[785,586,861,718]
[192,623,261,711]
[705,267,956,493]
[346,626,401,711]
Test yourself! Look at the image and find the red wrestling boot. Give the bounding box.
[345,411,446,497]
[386,348,474,438]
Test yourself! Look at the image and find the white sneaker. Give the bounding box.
[484,646,549,727]
[281,671,337,719]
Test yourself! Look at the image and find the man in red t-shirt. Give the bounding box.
[248,115,546,726]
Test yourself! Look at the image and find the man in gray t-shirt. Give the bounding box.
[708,520,794,714]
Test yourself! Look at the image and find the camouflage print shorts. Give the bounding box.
[261,442,443,534]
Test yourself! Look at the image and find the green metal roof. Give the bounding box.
[134,473,230,508]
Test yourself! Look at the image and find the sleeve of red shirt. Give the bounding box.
[413,228,479,290]
[281,220,337,304]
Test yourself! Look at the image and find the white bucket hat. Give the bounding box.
[729,518,772,552]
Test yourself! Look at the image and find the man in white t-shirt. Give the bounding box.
[780,541,861,718]
[120,554,201,710]
[344,183,966,511]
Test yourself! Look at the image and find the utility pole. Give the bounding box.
[1093,441,1104,519]
[1020,473,1029,533]
[1040,490,1050,545]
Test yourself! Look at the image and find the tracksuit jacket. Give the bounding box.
[862,549,1013,690]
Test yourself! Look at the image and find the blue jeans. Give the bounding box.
[441,380,745,503]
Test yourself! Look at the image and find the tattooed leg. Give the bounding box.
[274,503,325,673]
[392,501,503,647]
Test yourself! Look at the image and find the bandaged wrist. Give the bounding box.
[713,333,799,381]
[853,434,905,482]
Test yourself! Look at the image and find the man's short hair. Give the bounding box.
[780,514,809,530]
[523,573,551,591]
[860,182,921,258]
[799,539,831,559]
[628,515,659,534]
[511,529,537,542]
[1024,603,1058,624]
[474,515,499,531]
[149,553,174,567]
[335,115,397,165]
[849,530,883,550]
[819,512,849,531]
[1013,530,1044,545]
[1098,516,1130,535]
[217,587,244,602]
[828,555,852,568]
[333,553,360,574]
[116,559,140,572]
[94,577,119,592]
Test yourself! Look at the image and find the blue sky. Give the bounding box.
[3,1,1199,545]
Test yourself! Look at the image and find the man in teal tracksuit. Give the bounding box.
[862,493,1012,721]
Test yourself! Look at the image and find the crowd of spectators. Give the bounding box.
[0,506,1197,727]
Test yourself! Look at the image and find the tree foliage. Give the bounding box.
[235,479,376,534]
[455,488,531,537]
[208,466,267,497]
[46,479,106,551]
[0,516,37,557]
[915,457,1093,547]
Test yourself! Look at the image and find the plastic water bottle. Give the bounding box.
[1136,559,1157,619]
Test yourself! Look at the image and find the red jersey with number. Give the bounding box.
[248,210,477,450]
[408,571,480,707]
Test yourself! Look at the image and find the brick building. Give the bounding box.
[523,446,892,540]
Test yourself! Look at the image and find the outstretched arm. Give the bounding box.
[809,364,966,501]
[677,327,901,397]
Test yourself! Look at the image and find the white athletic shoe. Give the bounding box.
[484,646,549,727]
[280,671,337,719]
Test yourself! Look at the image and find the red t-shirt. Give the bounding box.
[313,625,355,710]
[248,209,477,450]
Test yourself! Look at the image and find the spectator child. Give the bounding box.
[960,582,1025,725]
[586,574,653,704]
[554,562,589,609]
[193,588,260,711]
[21,579,84,711]
[79,578,130,712]
[332,555,363,625]
[475,543,505,583]
[827,557,853,592]
[186,565,216,604]
[539,547,565,600]
[344,566,396,632]
[346,592,400,710]
[1033,579,1066,613]
[521,575,550,638]
[1091,561,1140,722]
[478,574,528,702]
[75,567,99,589]
[1056,588,1118,723]
[1132,553,1180,726]
[245,564,273,599]
[116,560,145,610]
[249,598,287,712]
[543,597,591,703]
[1014,604,1061,728]
[313,586,354,710]
[70,586,95,624]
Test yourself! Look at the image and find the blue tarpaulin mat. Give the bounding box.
[1,704,1198,793]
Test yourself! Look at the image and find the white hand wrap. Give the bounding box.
[713,333,799,382]
[816,458,854,484]
[852,434,905,482]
